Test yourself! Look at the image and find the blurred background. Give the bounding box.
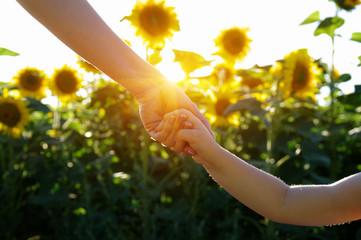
[1,0,361,239]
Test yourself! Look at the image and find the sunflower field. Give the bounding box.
[1,0,361,239]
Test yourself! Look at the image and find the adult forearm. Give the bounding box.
[16,0,166,98]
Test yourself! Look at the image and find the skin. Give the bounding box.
[159,109,361,226]
[15,0,213,154]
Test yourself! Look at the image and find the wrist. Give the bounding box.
[200,141,223,169]
[127,75,168,103]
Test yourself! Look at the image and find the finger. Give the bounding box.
[155,119,165,132]
[139,104,163,142]
[179,112,187,123]
[154,115,175,143]
[172,141,186,153]
[161,114,181,147]
[177,120,197,155]
[164,110,187,122]
[172,120,192,153]
[183,145,196,156]
[175,128,198,145]
[163,111,174,120]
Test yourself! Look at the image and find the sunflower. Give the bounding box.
[50,65,83,102]
[204,87,240,128]
[238,69,266,89]
[210,64,239,88]
[334,0,360,10]
[0,89,30,138]
[91,83,139,123]
[76,56,102,75]
[12,67,47,99]
[123,0,180,49]
[270,61,284,80]
[214,27,252,64]
[280,49,321,101]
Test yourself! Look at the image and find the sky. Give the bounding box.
[1,0,360,95]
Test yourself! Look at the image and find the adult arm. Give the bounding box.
[16,0,213,150]
[16,0,163,98]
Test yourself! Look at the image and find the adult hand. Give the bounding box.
[137,81,213,155]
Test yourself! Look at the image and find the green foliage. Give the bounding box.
[3,79,360,239]
[0,47,19,56]
[300,11,320,25]
[351,32,361,43]
[336,73,351,83]
[314,17,344,38]
[173,49,212,75]
[224,98,267,116]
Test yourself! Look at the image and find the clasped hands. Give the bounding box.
[136,81,213,156]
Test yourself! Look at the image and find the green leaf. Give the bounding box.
[351,32,361,43]
[336,73,351,83]
[337,91,361,111]
[301,141,330,167]
[355,84,361,94]
[295,119,321,139]
[300,11,320,25]
[0,47,19,56]
[309,172,332,184]
[173,49,212,75]
[73,207,87,216]
[66,121,82,133]
[26,97,51,113]
[148,49,162,66]
[224,98,267,116]
[358,56,361,67]
[314,17,344,38]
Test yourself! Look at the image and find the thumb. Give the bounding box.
[176,128,197,145]
[177,129,197,156]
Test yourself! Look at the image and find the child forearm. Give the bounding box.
[201,147,361,226]
[201,147,290,223]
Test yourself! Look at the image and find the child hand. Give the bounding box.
[155,111,195,154]
[159,109,217,162]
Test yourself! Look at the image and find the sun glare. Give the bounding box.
[1,0,360,94]
[156,49,186,82]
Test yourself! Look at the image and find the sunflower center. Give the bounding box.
[139,6,169,36]
[20,72,42,91]
[55,71,78,94]
[292,62,310,91]
[215,98,231,116]
[0,102,21,127]
[344,0,360,7]
[242,77,263,89]
[223,30,245,55]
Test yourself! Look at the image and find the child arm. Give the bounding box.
[165,109,361,226]
[203,148,361,226]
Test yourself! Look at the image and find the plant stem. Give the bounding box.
[53,97,61,129]
[328,13,340,179]
[140,129,151,239]
[266,78,282,170]
[141,46,151,238]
